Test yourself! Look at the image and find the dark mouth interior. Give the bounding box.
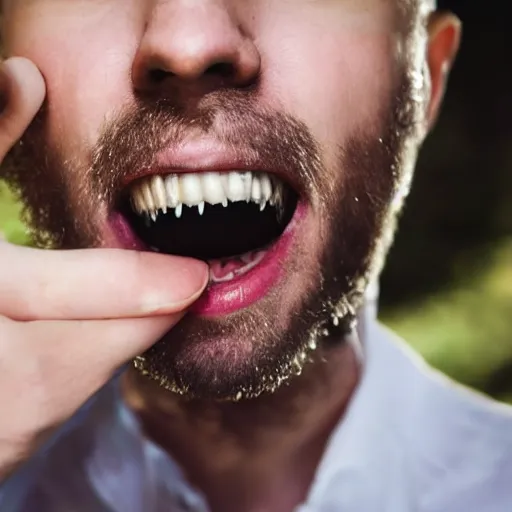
[120,184,298,261]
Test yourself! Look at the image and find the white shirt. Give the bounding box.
[2,315,512,512]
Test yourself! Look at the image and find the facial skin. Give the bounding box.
[0,0,458,403]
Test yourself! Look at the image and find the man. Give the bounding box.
[0,0,511,510]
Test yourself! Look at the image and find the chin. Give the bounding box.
[112,167,349,401]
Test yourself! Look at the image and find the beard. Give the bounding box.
[0,71,423,401]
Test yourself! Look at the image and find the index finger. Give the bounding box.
[0,243,209,321]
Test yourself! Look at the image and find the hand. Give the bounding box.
[0,58,209,480]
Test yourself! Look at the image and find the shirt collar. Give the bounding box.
[303,309,512,511]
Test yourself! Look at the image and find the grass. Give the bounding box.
[1,181,511,401]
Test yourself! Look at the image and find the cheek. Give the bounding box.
[45,48,134,155]
[258,17,400,171]
[4,8,141,156]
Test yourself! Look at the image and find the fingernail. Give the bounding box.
[140,259,209,314]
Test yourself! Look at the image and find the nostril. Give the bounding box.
[148,68,172,83]
[146,62,234,85]
[205,62,235,78]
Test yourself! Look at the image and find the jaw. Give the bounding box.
[110,198,328,400]
[129,201,367,402]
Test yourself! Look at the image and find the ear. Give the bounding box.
[425,12,462,130]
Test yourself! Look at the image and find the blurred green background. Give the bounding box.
[380,0,512,402]
[0,0,511,402]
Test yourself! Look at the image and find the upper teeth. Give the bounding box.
[129,171,285,219]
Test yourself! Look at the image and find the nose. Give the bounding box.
[132,0,260,97]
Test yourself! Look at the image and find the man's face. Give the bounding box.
[2,0,429,400]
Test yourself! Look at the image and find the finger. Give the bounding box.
[3,313,179,432]
[0,58,46,162]
[0,244,209,321]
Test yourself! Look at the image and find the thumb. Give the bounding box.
[0,57,46,162]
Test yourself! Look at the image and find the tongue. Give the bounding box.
[209,258,247,280]
[208,250,267,283]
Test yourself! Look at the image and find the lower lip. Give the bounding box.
[192,204,304,316]
[109,202,306,317]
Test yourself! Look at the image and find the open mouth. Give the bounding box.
[117,170,301,315]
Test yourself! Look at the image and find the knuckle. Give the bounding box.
[0,246,59,320]
[0,246,38,319]
[4,293,39,322]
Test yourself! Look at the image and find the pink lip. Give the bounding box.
[191,202,305,316]
[108,202,305,317]
[156,139,252,171]
[121,138,304,196]
[110,137,306,316]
